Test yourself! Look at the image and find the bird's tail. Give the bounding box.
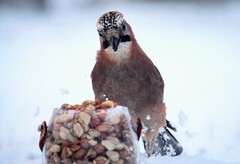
[134,118,183,157]
[153,123,183,156]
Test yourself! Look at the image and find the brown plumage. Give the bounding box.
[91,11,182,157]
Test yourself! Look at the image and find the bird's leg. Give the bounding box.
[132,118,157,157]
[142,128,157,157]
[144,140,155,157]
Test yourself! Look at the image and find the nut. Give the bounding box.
[96,124,113,132]
[59,127,76,142]
[106,151,120,162]
[57,140,71,147]
[88,129,101,138]
[118,150,129,159]
[106,136,120,146]
[52,130,60,140]
[82,100,94,106]
[53,153,61,163]
[93,156,109,164]
[44,100,137,163]
[88,140,97,146]
[99,100,114,109]
[63,158,72,164]
[90,118,101,128]
[85,104,96,112]
[70,145,81,152]
[86,149,97,159]
[59,131,68,140]
[80,139,89,149]
[94,143,105,154]
[73,123,84,138]
[73,104,82,110]
[101,140,115,151]
[115,143,125,150]
[72,149,86,160]
[60,126,70,135]
[54,114,74,123]
[113,159,124,164]
[61,103,69,109]
[96,112,107,120]
[53,123,61,130]
[109,116,120,125]
[78,112,91,126]
[61,147,72,159]
[89,150,97,159]
[82,123,90,132]
[49,144,61,153]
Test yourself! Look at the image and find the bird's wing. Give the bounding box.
[154,127,183,156]
[91,61,108,100]
[152,65,164,101]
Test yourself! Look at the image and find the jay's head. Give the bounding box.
[97,11,133,53]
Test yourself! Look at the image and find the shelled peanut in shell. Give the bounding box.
[41,100,138,164]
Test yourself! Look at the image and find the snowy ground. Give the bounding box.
[0,0,240,163]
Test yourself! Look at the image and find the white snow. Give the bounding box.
[163,132,171,141]
[105,106,131,121]
[59,88,70,95]
[166,144,176,156]
[178,110,188,127]
[145,115,151,120]
[1,1,240,163]
[159,127,165,133]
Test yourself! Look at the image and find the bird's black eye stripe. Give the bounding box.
[122,24,126,31]
[121,35,131,42]
[103,40,110,49]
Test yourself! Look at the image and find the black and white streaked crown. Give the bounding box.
[97,11,124,32]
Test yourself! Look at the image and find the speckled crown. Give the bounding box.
[97,11,124,32]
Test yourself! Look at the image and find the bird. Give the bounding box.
[91,11,182,157]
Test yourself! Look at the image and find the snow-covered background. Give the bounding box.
[1,0,240,163]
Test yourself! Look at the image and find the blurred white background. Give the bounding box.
[0,0,240,163]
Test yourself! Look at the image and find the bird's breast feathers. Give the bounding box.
[104,41,132,63]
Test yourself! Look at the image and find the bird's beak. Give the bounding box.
[109,35,120,52]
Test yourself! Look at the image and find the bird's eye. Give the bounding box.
[98,30,103,37]
[121,24,126,32]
